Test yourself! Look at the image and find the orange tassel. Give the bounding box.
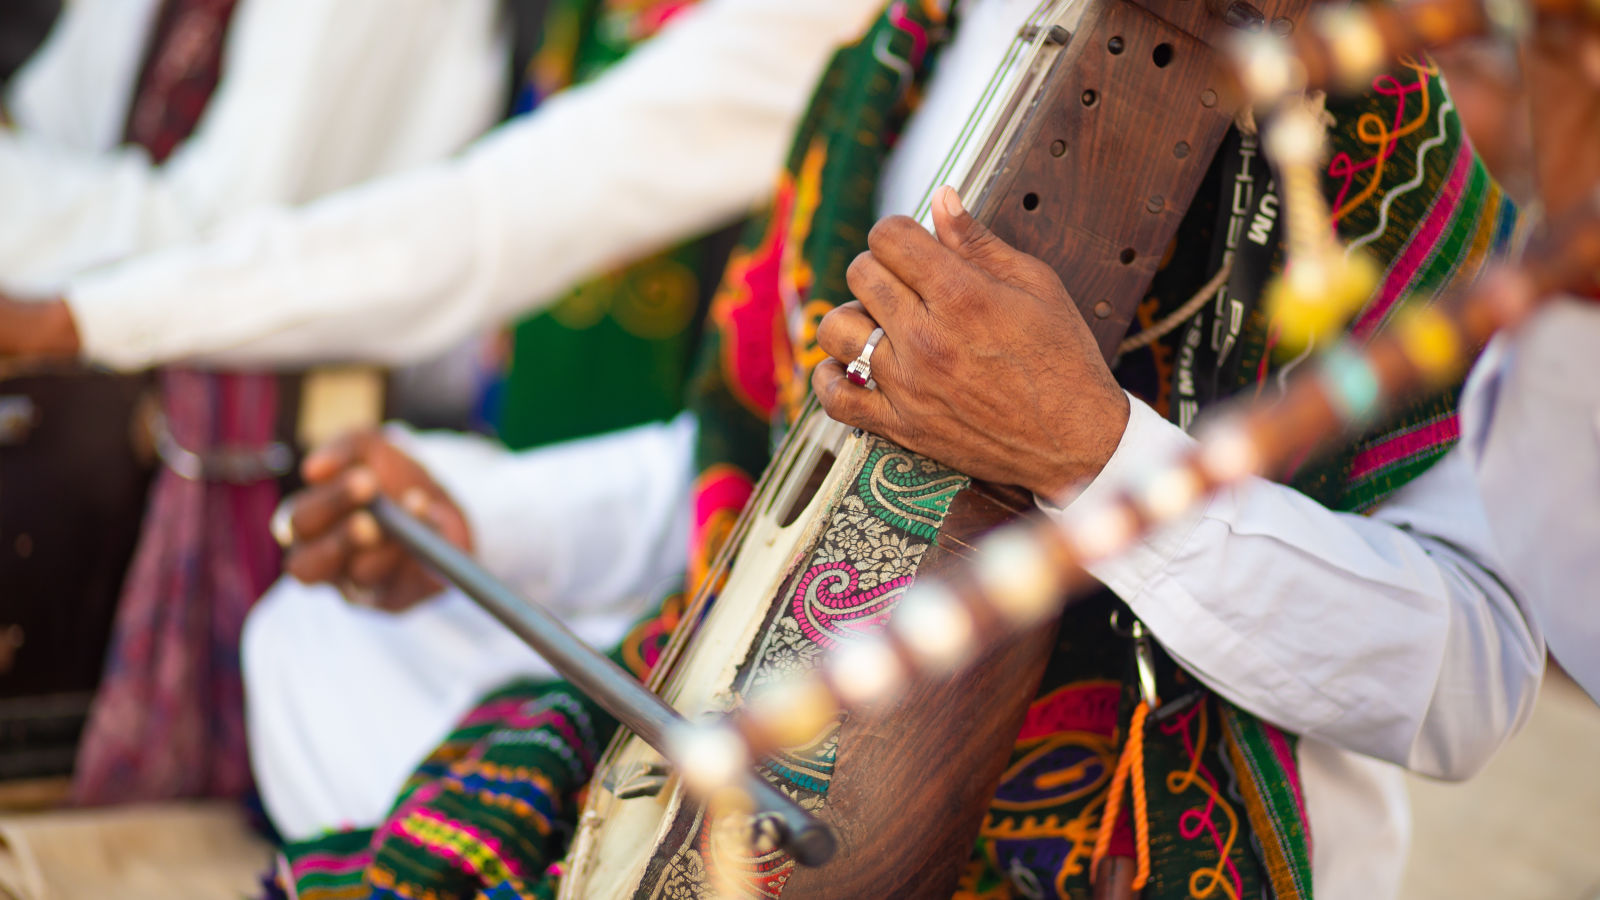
[1091,701,1152,890]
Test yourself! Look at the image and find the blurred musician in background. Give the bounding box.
[248,3,1550,899]
[0,1,57,87]
[1458,23,1600,702]
[0,0,509,806]
[0,0,903,844]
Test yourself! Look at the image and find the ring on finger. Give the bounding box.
[339,579,380,608]
[846,327,885,390]
[270,499,297,548]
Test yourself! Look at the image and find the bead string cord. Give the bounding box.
[660,0,1600,868]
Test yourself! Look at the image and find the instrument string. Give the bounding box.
[663,0,1600,812]
[909,0,1060,223]
[644,0,1083,700]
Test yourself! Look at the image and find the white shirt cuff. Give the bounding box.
[1037,392,1209,600]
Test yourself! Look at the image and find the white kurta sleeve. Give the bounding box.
[1041,395,1545,780]
[62,0,887,371]
[1461,300,1600,702]
[0,0,505,290]
[389,414,697,618]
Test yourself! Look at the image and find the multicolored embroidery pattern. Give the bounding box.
[273,609,681,900]
[1280,60,1517,513]
[857,444,967,539]
[646,434,966,898]
[269,13,1513,900]
[685,0,953,586]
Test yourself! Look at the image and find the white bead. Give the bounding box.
[828,635,906,707]
[1265,105,1325,167]
[672,723,753,797]
[1230,32,1303,105]
[1196,421,1260,484]
[891,581,977,671]
[975,527,1064,625]
[1062,502,1138,562]
[1135,464,1204,524]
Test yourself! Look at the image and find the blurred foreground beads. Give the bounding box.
[745,677,838,749]
[1316,6,1388,92]
[1393,304,1462,385]
[891,581,977,672]
[1263,100,1379,351]
[1317,342,1382,424]
[1196,420,1261,484]
[674,724,753,796]
[1265,250,1380,350]
[827,635,906,707]
[1063,501,1139,561]
[976,527,1067,625]
[1232,31,1304,106]
[1134,462,1205,523]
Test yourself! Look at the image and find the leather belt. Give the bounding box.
[148,406,295,484]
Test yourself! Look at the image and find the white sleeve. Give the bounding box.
[389,414,697,618]
[63,0,887,371]
[1460,301,1600,702]
[0,0,505,289]
[1041,396,1545,780]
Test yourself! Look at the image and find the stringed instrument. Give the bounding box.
[557,0,1308,896]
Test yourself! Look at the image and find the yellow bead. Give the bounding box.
[1317,6,1387,92]
[745,677,838,749]
[1393,304,1462,385]
[1267,251,1379,351]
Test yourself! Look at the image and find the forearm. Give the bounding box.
[1,0,504,293]
[1047,398,1544,778]
[62,0,885,371]
[0,136,205,289]
[392,415,697,615]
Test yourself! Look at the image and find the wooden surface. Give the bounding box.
[782,485,1059,899]
[796,3,1264,893]
[981,0,1236,361]
[0,803,271,900]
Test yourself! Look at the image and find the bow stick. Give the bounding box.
[366,496,838,867]
[639,0,1600,803]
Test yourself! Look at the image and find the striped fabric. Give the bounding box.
[1284,58,1519,514]
[266,34,1519,900]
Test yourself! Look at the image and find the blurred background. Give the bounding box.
[0,3,1596,898]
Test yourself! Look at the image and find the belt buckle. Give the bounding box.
[0,396,38,447]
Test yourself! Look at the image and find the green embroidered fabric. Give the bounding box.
[271,5,1515,900]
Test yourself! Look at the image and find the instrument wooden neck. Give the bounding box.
[971,0,1307,363]
[654,0,1315,694]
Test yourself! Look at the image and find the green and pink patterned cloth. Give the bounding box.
[268,2,1515,897]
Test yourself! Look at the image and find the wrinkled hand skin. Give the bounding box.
[283,430,473,612]
[813,186,1130,502]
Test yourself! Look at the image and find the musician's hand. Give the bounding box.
[813,185,1129,501]
[0,295,81,364]
[282,430,472,612]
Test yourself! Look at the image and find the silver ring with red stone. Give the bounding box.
[846,327,885,390]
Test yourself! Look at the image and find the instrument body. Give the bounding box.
[560,0,1303,895]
